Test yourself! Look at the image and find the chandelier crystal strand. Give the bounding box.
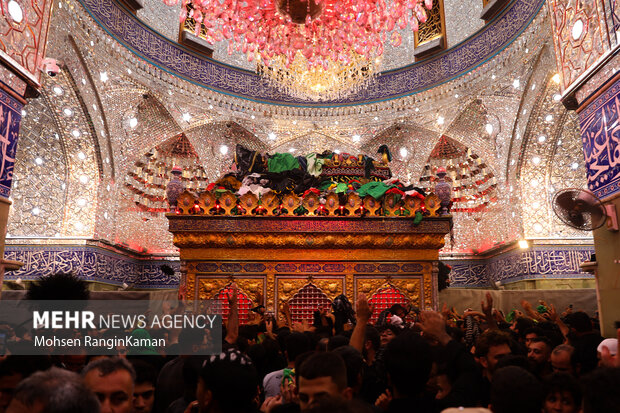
[258,51,380,101]
[164,0,431,68]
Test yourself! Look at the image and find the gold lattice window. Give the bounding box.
[178,3,214,56]
[288,284,333,323]
[414,0,446,47]
[181,4,203,38]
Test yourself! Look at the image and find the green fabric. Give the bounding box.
[413,210,423,225]
[335,183,348,193]
[506,310,516,323]
[306,153,325,177]
[391,208,409,217]
[293,206,308,215]
[318,180,336,190]
[357,182,393,199]
[268,153,300,173]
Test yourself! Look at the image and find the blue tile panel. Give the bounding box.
[448,246,595,287]
[578,76,620,200]
[4,246,180,289]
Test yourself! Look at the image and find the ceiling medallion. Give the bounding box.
[164,0,432,98]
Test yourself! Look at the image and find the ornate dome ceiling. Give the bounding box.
[77,0,545,106]
[6,0,592,258]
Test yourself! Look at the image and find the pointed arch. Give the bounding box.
[366,122,441,182]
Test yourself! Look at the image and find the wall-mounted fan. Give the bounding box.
[552,188,618,231]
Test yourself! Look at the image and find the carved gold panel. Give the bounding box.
[173,232,446,249]
[266,273,276,311]
[276,276,345,307]
[356,278,391,296]
[345,273,355,301]
[198,191,217,213]
[282,193,301,213]
[178,191,197,214]
[197,277,230,300]
[324,193,340,214]
[363,196,382,215]
[261,192,279,211]
[219,191,238,215]
[353,261,434,310]
[168,188,452,220]
[180,248,441,262]
[423,271,434,308]
[185,270,197,300]
[390,278,422,302]
[303,193,320,215]
[183,262,437,319]
[312,279,344,299]
[425,193,441,217]
[170,214,449,316]
[346,192,362,213]
[196,276,265,304]
[404,195,422,214]
[383,192,403,216]
[355,277,421,307]
[239,193,259,212]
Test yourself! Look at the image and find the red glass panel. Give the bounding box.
[368,286,411,323]
[213,285,253,324]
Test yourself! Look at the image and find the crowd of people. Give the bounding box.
[0,278,619,413]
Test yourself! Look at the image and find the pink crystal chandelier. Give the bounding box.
[163,0,432,69]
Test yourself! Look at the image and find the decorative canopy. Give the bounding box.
[125,133,207,214]
[420,135,497,213]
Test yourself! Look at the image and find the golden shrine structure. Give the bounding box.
[167,189,452,324]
